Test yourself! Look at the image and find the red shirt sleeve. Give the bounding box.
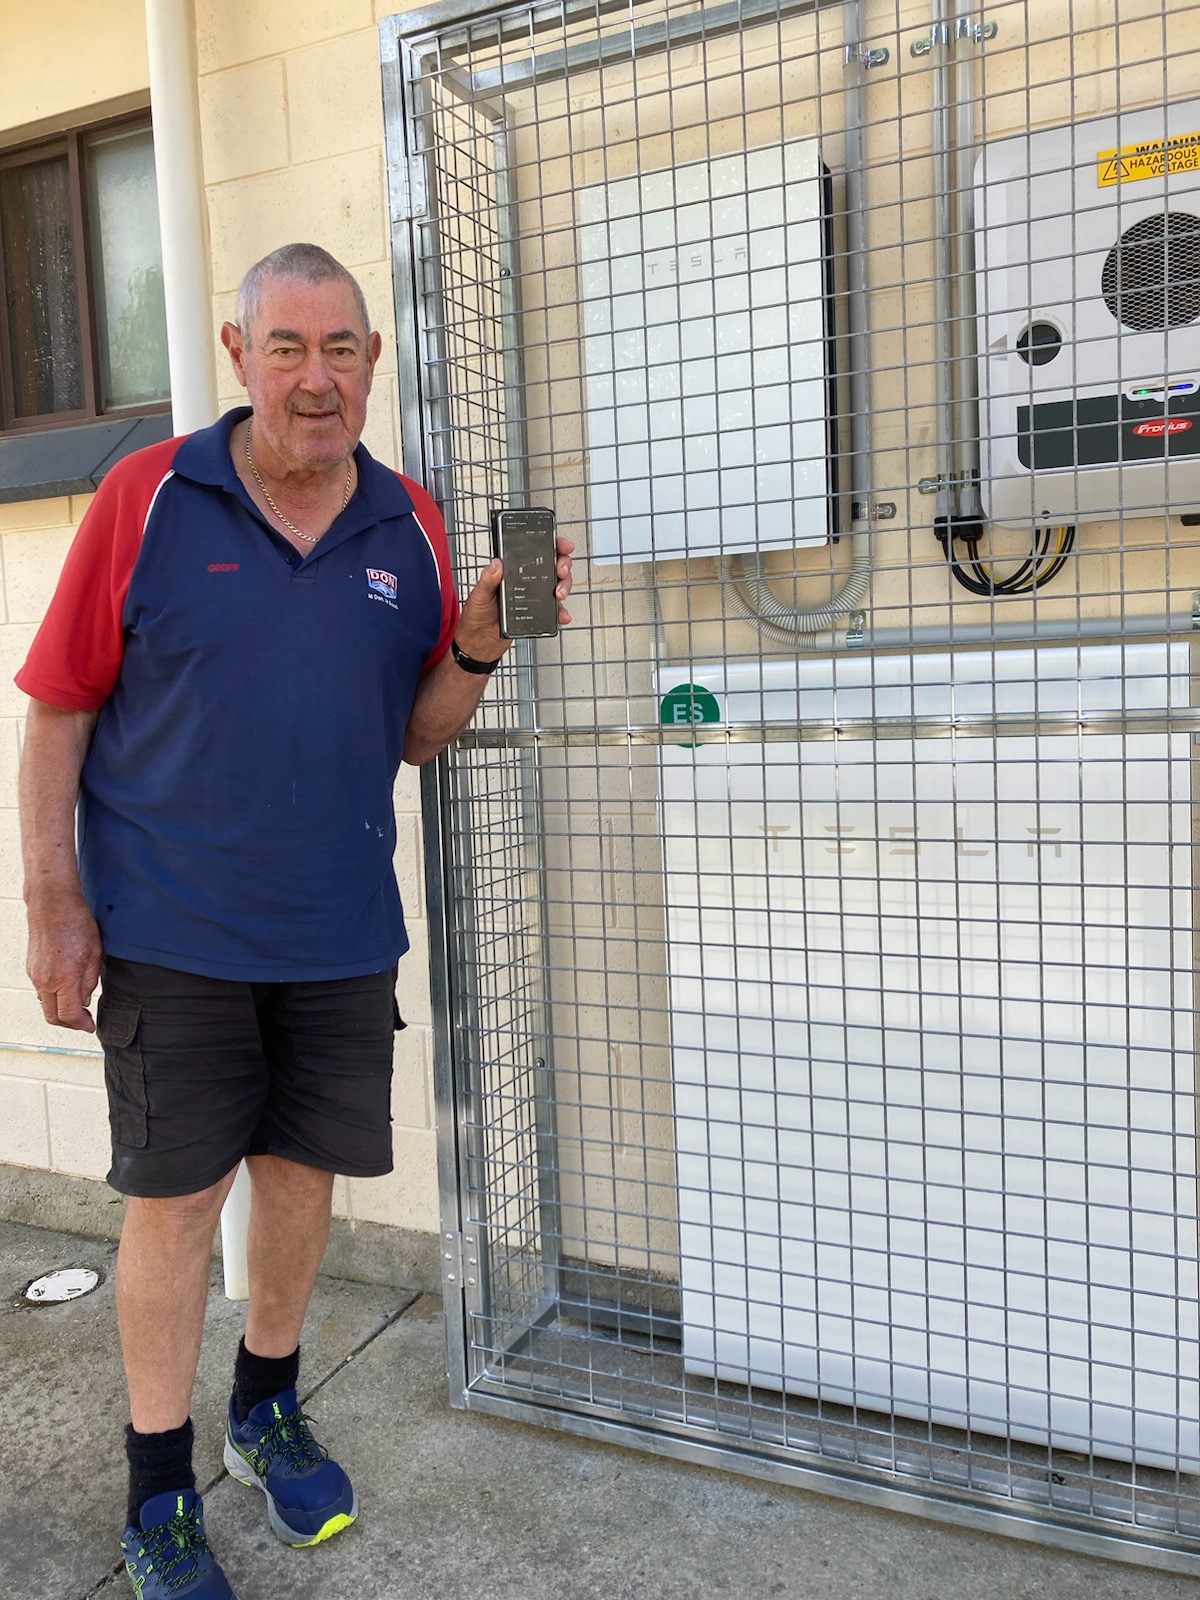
[400,475,461,674]
[15,441,180,712]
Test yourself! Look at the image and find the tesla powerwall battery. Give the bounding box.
[976,103,1200,528]
[662,645,1199,1469]
[579,139,832,564]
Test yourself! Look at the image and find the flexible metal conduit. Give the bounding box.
[721,0,876,647]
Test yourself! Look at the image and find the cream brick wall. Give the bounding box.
[0,0,148,135]
[0,498,108,1179]
[0,0,439,1235]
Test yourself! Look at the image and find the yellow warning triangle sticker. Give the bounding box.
[1099,134,1200,186]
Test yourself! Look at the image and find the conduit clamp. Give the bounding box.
[844,42,890,68]
[918,471,978,496]
[852,500,897,521]
[911,18,998,56]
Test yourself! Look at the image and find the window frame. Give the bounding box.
[0,108,172,436]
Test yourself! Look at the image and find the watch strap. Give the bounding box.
[451,638,503,675]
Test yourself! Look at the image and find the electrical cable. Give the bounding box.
[936,521,1076,596]
[973,523,1074,590]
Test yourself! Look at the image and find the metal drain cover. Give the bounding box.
[23,1267,100,1304]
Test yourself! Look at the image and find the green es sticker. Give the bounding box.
[660,683,721,747]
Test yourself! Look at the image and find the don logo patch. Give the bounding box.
[366,568,398,608]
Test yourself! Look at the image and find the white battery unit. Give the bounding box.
[662,645,1199,1469]
[976,104,1200,528]
[579,139,833,563]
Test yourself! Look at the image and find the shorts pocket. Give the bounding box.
[97,1003,148,1150]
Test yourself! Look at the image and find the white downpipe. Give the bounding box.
[144,0,218,436]
[219,1162,252,1301]
[144,0,244,1298]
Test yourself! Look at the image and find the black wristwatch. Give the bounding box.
[451,638,503,675]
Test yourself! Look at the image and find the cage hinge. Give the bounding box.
[390,155,429,223]
[844,41,890,68]
[911,17,998,56]
[441,1228,461,1288]
[440,1228,479,1291]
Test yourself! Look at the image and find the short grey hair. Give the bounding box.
[235,243,372,340]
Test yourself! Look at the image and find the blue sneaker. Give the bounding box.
[223,1389,357,1547]
[121,1488,237,1598]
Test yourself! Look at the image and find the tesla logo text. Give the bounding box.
[1132,419,1193,437]
[207,563,240,571]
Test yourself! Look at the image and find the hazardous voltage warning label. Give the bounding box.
[1098,132,1200,186]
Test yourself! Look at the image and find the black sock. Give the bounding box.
[125,1418,195,1528]
[233,1336,300,1422]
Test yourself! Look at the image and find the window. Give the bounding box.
[0,114,170,433]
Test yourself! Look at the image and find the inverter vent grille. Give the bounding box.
[1101,211,1200,330]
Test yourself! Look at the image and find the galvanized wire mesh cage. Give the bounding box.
[382,0,1200,1568]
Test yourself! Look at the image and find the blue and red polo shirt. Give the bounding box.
[16,406,459,982]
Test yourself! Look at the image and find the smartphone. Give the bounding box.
[490,507,560,639]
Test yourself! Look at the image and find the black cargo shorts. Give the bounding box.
[97,956,404,1198]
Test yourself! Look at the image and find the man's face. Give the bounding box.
[221,275,383,473]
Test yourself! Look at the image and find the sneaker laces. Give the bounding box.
[254,1407,329,1476]
[138,1502,212,1593]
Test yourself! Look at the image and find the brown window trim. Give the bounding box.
[0,107,170,438]
[1,399,173,438]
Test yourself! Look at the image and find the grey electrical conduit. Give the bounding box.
[720,0,876,648]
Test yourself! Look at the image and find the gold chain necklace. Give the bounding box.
[245,421,352,545]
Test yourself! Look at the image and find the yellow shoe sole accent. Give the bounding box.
[295,1510,357,1547]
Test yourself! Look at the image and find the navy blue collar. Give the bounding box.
[172,406,415,525]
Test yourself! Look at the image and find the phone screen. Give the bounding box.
[492,508,559,639]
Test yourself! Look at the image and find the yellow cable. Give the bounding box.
[974,527,1069,591]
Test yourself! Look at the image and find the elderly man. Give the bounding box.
[17,242,573,1600]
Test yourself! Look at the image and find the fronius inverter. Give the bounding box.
[976,103,1200,528]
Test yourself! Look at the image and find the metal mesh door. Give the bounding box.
[381,0,1200,1568]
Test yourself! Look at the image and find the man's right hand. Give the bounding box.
[19,700,103,1031]
[26,893,103,1031]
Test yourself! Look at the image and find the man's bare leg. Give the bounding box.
[226,1156,355,1549]
[244,1154,335,1356]
[117,1171,238,1432]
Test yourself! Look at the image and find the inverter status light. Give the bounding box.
[1129,382,1198,398]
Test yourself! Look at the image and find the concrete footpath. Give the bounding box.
[3,1217,1199,1600]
